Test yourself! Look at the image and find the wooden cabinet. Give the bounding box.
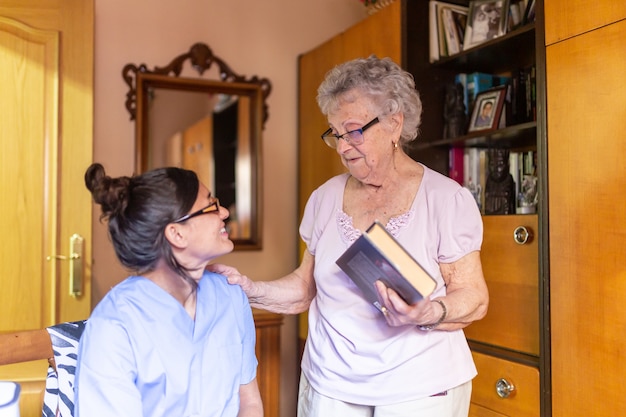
[544,1,626,45]
[298,0,548,414]
[414,2,547,414]
[253,310,284,417]
[546,4,626,415]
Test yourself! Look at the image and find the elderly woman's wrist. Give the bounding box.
[418,298,447,331]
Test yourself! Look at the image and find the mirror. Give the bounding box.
[123,43,271,250]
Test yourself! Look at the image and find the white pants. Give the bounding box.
[297,372,472,417]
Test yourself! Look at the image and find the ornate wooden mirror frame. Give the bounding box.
[123,43,271,250]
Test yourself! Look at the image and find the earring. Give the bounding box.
[393,142,398,150]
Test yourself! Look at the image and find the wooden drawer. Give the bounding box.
[470,351,540,417]
[464,215,539,355]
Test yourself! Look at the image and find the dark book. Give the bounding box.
[336,221,437,311]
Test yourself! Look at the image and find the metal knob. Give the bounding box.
[495,378,516,398]
[513,226,532,245]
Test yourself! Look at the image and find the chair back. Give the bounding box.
[43,321,87,417]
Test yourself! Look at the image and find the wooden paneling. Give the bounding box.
[0,2,93,413]
[464,215,539,355]
[544,1,626,46]
[253,310,283,417]
[297,1,403,257]
[470,351,540,417]
[547,18,626,416]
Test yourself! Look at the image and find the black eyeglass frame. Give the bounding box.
[173,198,220,223]
[320,117,380,148]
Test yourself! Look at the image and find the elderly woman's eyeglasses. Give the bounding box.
[173,197,220,223]
[320,117,379,149]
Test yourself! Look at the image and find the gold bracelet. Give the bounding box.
[418,299,447,331]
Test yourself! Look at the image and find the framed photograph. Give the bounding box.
[468,86,507,132]
[463,0,510,50]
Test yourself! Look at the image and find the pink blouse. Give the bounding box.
[299,164,483,405]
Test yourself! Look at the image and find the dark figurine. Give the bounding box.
[484,148,516,215]
[443,83,467,139]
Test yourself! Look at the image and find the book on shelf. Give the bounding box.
[508,150,537,213]
[336,221,437,311]
[428,1,445,62]
[441,4,468,56]
[508,0,526,31]
[510,65,536,124]
[429,1,468,62]
[463,147,485,211]
[523,0,536,24]
[449,146,464,185]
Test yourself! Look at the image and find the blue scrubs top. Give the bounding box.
[75,271,257,417]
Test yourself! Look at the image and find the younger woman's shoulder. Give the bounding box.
[200,270,247,298]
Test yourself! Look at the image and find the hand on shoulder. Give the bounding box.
[208,263,255,292]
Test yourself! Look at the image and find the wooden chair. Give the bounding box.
[0,328,55,416]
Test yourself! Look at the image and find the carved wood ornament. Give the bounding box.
[122,42,272,127]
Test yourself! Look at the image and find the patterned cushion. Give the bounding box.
[42,321,87,417]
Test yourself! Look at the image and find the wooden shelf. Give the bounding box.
[414,121,536,150]
[434,24,536,73]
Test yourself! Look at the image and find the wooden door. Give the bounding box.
[547,13,626,417]
[183,115,215,193]
[0,0,93,413]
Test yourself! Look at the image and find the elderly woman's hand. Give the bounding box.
[375,251,489,330]
[375,280,442,327]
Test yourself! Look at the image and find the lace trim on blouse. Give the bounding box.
[337,209,414,245]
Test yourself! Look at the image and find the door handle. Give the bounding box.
[46,234,84,297]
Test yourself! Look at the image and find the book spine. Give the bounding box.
[509,151,520,208]
[448,146,464,185]
[442,7,460,55]
[428,1,440,63]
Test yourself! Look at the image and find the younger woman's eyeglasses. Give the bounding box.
[173,197,220,223]
[320,117,379,149]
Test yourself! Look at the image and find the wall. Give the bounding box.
[93,0,368,416]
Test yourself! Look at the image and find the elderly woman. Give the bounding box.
[76,163,262,417]
[219,56,488,417]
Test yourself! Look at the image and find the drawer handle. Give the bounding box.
[496,378,516,398]
[513,226,533,245]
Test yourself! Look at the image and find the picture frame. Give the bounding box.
[463,0,510,50]
[468,86,507,132]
